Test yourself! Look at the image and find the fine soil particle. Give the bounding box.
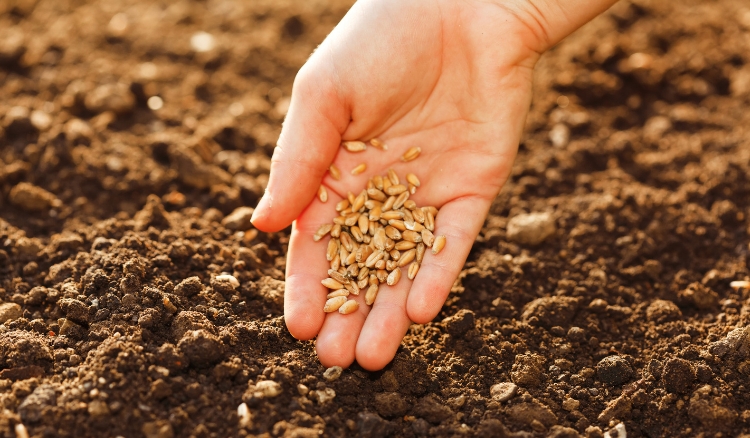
[2,0,750,437]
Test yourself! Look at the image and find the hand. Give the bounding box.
[251,0,617,370]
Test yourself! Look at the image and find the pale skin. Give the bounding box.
[251,0,619,371]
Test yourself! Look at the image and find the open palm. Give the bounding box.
[251,0,612,370]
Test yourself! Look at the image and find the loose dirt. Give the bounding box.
[2,0,750,436]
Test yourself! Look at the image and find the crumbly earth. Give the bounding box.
[1,0,750,437]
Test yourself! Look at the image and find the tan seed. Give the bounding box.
[369,274,378,286]
[340,232,354,251]
[347,191,356,205]
[405,220,424,232]
[373,229,387,250]
[424,206,439,217]
[370,138,388,150]
[382,196,396,212]
[421,229,435,247]
[365,284,379,305]
[365,250,385,268]
[393,191,409,210]
[366,180,374,190]
[357,267,370,281]
[412,208,425,223]
[364,200,382,210]
[402,230,422,243]
[358,214,369,234]
[409,184,417,195]
[375,259,386,270]
[328,269,350,284]
[326,239,338,261]
[331,223,341,238]
[344,212,360,226]
[351,163,367,175]
[339,300,359,314]
[395,240,416,251]
[385,226,401,240]
[329,164,342,180]
[366,188,387,202]
[327,290,349,299]
[343,140,367,152]
[376,269,388,282]
[382,177,392,192]
[386,260,398,271]
[369,205,383,221]
[404,200,417,210]
[398,248,416,267]
[346,263,359,277]
[351,226,364,242]
[372,175,384,190]
[352,190,366,212]
[401,147,421,162]
[387,267,402,286]
[324,296,347,312]
[407,261,420,280]
[385,238,395,251]
[333,216,346,225]
[345,281,360,296]
[424,210,435,231]
[416,243,426,263]
[388,219,406,231]
[432,235,446,254]
[318,185,328,202]
[387,168,400,185]
[389,249,401,261]
[381,210,404,221]
[345,251,357,266]
[330,254,341,271]
[385,184,407,196]
[313,223,333,241]
[406,173,421,187]
[358,277,369,289]
[322,278,344,290]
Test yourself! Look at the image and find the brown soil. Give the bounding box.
[2,0,750,437]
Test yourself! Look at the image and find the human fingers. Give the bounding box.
[251,66,348,232]
[405,195,493,324]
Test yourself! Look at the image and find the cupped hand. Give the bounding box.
[251,0,610,370]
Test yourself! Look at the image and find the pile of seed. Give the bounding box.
[313,139,446,315]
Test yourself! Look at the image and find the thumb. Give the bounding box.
[251,66,348,232]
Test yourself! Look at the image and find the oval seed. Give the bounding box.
[388,219,406,231]
[416,243,426,263]
[357,267,370,281]
[385,184,407,196]
[412,208,425,223]
[432,235,446,254]
[369,205,382,221]
[421,229,435,247]
[407,261,420,280]
[402,230,422,243]
[330,254,341,271]
[366,188,387,202]
[339,300,359,314]
[387,169,400,185]
[327,289,350,299]
[358,212,370,234]
[401,146,421,162]
[313,223,333,241]
[328,269,350,285]
[382,196,396,212]
[352,191,366,212]
[318,185,328,202]
[342,141,367,152]
[324,296,347,312]
[351,163,367,175]
[344,212,360,226]
[398,248,416,267]
[424,210,435,231]
[370,138,387,150]
[385,238,395,251]
[395,240,416,251]
[369,274,379,286]
[377,269,388,282]
[358,277,369,289]
[365,284,379,305]
[372,175,384,190]
[393,191,409,210]
[387,267,402,286]
[406,173,421,187]
[385,226,401,240]
[404,200,417,210]
[389,249,401,261]
[375,260,386,270]
[386,260,398,271]
[329,164,342,180]
[373,229,387,250]
[381,210,403,221]
[340,232,353,251]
[326,239,339,261]
[365,250,385,268]
[331,223,341,238]
[345,281,360,296]
[322,278,344,290]
[409,184,417,194]
[351,226,364,242]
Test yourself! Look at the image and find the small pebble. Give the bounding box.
[506,212,556,246]
[490,382,518,402]
[562,398,580,411]
[0,303,22,323]
[323,366,343,382]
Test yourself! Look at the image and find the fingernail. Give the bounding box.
[251,193,272,224]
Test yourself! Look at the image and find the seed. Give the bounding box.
[402,230,422,243]
[405,220,424,232]
[329,164,342,180]
[343,141,367,152]
[730,281,750,290]
[376,269,388,282]
[330,254,341,270]
[389,249,401,261]
[345,281,360,295]
[385,184,407,196]
[412,208,425,223]
[393,191,409,209]
[424,210,435,231]
[375,259,385,270]
[324,296,347,312]
[365,250,385,268]
[385,238,395,251]
[372,175,384,190]
[370,138,387,150]
[357,267,370,281]
[339,232,353,251]
[364,200,381,210]
[346,262,359,277]
[409,184,417,194]
[333,216,346,225]
[369,205,382,221]
[322,278,344,290]
[394,240,416,251]
[339,300,359,314]
[347,191,356,204]
[401,147,421,162]
[369,274,378,286]
[381,210,403,221]
[358,214,369,234]
[424,206,439,217]
[373,228,387,250]
[421,229,435,247]
[389,219,406,231]
[365,284,379,305]
[352,190,366,212]
[386,260,398,271]
[344,212,360,226]
[331,223,341,238]
[358,277,368,289]
[406,173,421,187]
[387,168,400,185]
[416,243,426,263]
[318,185,328,202]
[398,248,416,267]
[382,177,392,192]
[313,223,333,241]
[326,239,338,261]
[351,226,364,242]
[385,226,401,240]
[327,289,349,298]
[366,188,387,201]
[345,251,357,266]
[351,163,367,175]
[327,269,349,285]
[407,261,420,280]
[432,235,446,254]
[387,267,402,286]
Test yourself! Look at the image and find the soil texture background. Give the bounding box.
[2,0,750,436]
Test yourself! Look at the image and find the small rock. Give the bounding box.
[688,385,737,430]
[678,282,718,309]
[661,358,695,394]
[507,401,557,428]
[490,382,517,402]
[3,106,33,136]
[521,296,579,329]
[596,356,633,386]
[643,116,671,141]
[588,298,608,313]
[562,398,580,411]
[19,384,56,422]
[177,329,225,368]
[549,123,570,148]
[174,277,203,297]
[323,366,343,382]
[442,309,475,337]
[709,326,750,358]
[373,392,409,418]
[150,379,172,400]
[190,31,216,53]
[84,82,135,114]
[646,299,682,323]
[506,212,556,246]
[64,118,93,144]
[0,302,22,323]
[0,29,25,66]
[168,144,231,189]
[548,425,582,438]
[142,420,174,438]
[88,400,110,417]
[222,206,255,231]
[29,110,52,131]
[134,194,172,231]
[251,380,282,398]
[9,183,61,211]
[0,331,53,369]
[567,326,586,343]
[312,387,336,404]
[58,298,90,324]
[511,352,545,387]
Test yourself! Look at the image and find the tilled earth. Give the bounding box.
[2,0,750,437]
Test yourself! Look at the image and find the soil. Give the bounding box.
[1,0,750,437]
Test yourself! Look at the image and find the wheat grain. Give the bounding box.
[401,147,421,162]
